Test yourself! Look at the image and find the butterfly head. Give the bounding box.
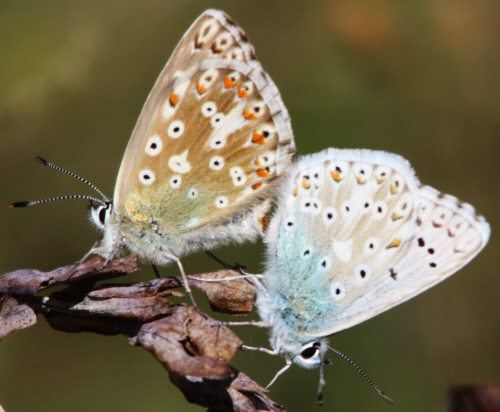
[273,332,329,369]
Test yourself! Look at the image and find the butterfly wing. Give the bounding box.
[113,10,295,243]
[264,148,489,338]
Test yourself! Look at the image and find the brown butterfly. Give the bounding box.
[13,10,296,305]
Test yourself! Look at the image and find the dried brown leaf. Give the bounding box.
[0,269,52,295]
[172,371,285,412]
[73,295,172,321]
[91,277,183,298]
[0,295,37,340]
[188,270,255,315]
[71,277,185,321]
[131,305,283,411]
[132,306,242,370]
[0,255,139,295]
[49,254,139,285]
[225,385,286,412]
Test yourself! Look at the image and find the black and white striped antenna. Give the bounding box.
[9,156,109,209]
[326,345,393,405]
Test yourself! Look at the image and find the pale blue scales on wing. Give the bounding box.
[257,147,489,371]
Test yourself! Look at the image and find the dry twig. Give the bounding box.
[0,255,285,412]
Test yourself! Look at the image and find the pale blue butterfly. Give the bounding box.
[242,148,490,400]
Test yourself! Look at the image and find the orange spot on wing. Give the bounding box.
[252,182,262,190]
[169,93,179,107]
[260,215,271,233]
[244,109,257,120]
[224,76,238,88]
[330,171,342,182]
[391,213,403,221]
[386,238,401,249]
[257,169,270,178]
[252,131,265,144]
[238,87,249,98]
[197,81,206,95]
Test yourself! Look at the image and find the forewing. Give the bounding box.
[113,10,295,233]
[264,148,489,338]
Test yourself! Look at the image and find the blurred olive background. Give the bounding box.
[1,1,499,411]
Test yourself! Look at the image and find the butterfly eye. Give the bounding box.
[300,342,320,359]
[301,345,318,359]
[98,206,107,225]
[90,203,112,231]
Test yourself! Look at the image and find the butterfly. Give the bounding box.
[253,148,489,399]
[11,10,296,303]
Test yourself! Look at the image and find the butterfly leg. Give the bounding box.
[161,252,199,311]
[241,345,293,388]
[266,360,292,388]
[317,359,326,405]
[241,345,277,356]
[189,274,263,282]
[205,251,246,272]
[220,320,269,327]
[189,270,269,296]
[188,273,265,292]
[77,241,104,265]
[151,264,160,279]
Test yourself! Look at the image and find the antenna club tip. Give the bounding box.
[9,202,30,208]
[379,392,394,405]
[33,155,49,166]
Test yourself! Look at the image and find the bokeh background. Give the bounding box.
[1,1,499,411]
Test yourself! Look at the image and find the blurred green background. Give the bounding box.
[1,0,499,411]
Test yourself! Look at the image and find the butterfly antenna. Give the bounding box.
[10,195,106,208]
[9,156,110,209]
[33,155,108,201]
[326,345,394,404]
